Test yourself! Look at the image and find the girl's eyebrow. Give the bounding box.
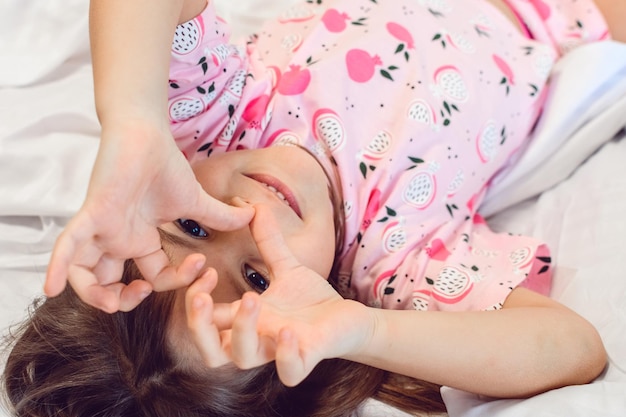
[158,226,200,249]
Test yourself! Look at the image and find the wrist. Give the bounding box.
[98,112,172,143]
[341,302,387,364]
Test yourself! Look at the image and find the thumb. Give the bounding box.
[250,204,301,277]
[192,186,255,231]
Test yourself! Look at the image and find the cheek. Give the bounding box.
[292,221,337,279]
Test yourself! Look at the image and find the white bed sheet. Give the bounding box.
[1,1,625,416]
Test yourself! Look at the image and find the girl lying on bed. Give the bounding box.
[5,0,623,415]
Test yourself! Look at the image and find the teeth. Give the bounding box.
[263,183,290,206]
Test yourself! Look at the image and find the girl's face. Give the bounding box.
[160,145,338,303]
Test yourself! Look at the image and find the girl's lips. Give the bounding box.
[245,173,303,218]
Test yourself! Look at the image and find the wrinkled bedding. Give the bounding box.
[1,0,625,416]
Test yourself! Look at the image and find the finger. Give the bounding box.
[91,255,126,286]
[275,327,308,387]
[134,249,204,292]
[192,187,254,231]
[230,292,274,369]
[117,279,153,312]
[67,265,124,313]
[45,216,95,297]
[249,204,300,276]
[185,269,230,367]
[144,252,206,292]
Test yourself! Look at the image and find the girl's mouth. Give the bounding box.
[245,173,303,218]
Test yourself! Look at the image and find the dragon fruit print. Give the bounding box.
[437,30,475,54]
[280,33,303,53]
[417,0,452,13]
[432,266,474,304]
[172,16,204,55]
[335,272,356,299]
[447,169,464,197]
[509,246,533,269]
[412,290,431,311]
[431,65,469,102]
[493,54,515,95]
[372,270,396,306]
[312,108,346,152]
[344,200,354,220]
[476,120,499,163]
[210,44,233,66]
[278,5,316,23]
[168,97,205,122]
[225,70,248,98]
[471,14,495,36]
[407,99,437,128]
[266,129,302,147]
[359,130,392,161]
[382,220,407,253]
[403,164,438,209]
[533,45,555,78]
[216,115,239,147]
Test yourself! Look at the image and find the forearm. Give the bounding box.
[89,0,207,127]
[348,288,606,398]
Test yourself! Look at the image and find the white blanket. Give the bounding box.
[1,1,625,416]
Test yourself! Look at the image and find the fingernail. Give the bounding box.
[242,294,256,311]
[280,328,293,343]
[192,296,206,311]
[140,290,152,300]
[195,259,205,271]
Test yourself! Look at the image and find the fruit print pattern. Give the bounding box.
[171,16,204,56]
[165,0,608,312]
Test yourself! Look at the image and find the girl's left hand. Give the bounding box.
[184,205,372,386]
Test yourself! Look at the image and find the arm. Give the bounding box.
[185,206,607,397]
[45,0,253,313]
[89,0,206,126]
[352,287,607,397]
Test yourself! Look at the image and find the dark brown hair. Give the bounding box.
[2,262,445,417]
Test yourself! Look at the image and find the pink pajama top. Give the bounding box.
[167,0,609,310]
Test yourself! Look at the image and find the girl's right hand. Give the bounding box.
[184,205,373,386]
[44,121,254,313]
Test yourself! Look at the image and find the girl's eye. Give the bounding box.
[243,264,269,293]
[176,218,208,238]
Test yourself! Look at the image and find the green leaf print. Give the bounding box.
[380,69,393,81]
[360,162,368,178]
[407,156,425,170]
[446,203,459,217]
